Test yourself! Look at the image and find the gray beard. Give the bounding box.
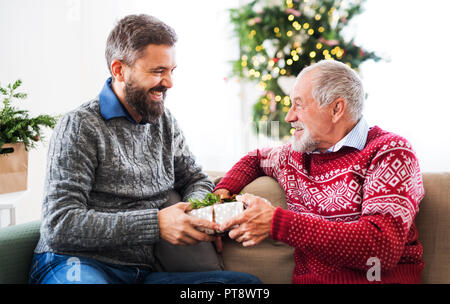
[290,127,318,153]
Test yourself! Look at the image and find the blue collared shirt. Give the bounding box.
[327,117,369,152]
[311,117,369,154]
[98,77,137,124]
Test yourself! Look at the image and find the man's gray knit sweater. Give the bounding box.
[34,99,214,269]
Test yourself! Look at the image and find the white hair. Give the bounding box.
[296,60,364,121]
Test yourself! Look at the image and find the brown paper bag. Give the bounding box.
[0,143,28,194]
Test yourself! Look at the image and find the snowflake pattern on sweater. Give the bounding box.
[255,127,423,228]
[215,126,425,283]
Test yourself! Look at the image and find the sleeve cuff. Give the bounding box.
[270,207,295,243]
[126,209,160,244]
[214,176,245,194]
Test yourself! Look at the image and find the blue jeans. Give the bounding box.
[29,252,262,284]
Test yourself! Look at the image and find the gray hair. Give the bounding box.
[105,14,177,75]
[297,60,364,121]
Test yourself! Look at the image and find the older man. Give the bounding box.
[29,14,260,284]
[215,60,424,284]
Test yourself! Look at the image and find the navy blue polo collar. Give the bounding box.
[98,77,138,124]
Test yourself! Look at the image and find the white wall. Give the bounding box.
[352,0,450,172]
[0,0,244,225]
[1,0,450,226]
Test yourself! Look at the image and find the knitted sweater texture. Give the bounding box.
[34,99,214,269]
[215,126,425,284]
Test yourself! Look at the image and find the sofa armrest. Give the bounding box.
[0,220,41,284]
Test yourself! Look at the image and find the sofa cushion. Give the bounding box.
[221,176,295,283]
[416,173,450,283]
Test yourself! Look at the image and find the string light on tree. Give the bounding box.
[229,0,381,139]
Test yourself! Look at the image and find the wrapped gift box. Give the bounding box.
[187,205,215,234]
[187,201,244,234]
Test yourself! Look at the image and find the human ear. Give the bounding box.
[331,98,346,123]
[110,59,126,83]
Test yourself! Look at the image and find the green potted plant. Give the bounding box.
[0,79,58,194]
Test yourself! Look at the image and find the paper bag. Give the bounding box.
[0,143,28,194]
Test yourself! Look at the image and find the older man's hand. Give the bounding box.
[213,188,231,200]
[220,193,276,247]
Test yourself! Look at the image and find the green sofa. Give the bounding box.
[1,173,449,284]
[0,220,40,283]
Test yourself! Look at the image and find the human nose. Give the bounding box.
[285,105,297,123]
[162,72,173,89]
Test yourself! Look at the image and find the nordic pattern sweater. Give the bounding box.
[215,126,425,284]
[34,99,214,269]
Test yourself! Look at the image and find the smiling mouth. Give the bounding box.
[292,124,305,136]
[292,124,304,131]
[149,88,166,101]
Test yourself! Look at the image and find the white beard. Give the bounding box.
[290,127,318,153]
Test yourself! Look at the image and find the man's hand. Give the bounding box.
[213,188,231,200]
[158,202,220,246]
[219,193,276,247]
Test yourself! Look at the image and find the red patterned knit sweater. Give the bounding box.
[215,126,425,284]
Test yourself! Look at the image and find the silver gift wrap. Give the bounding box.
[213,201,244,226]
[187,201,244,234]
[187,205,215,234]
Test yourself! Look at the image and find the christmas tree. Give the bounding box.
[229,0,381,139]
